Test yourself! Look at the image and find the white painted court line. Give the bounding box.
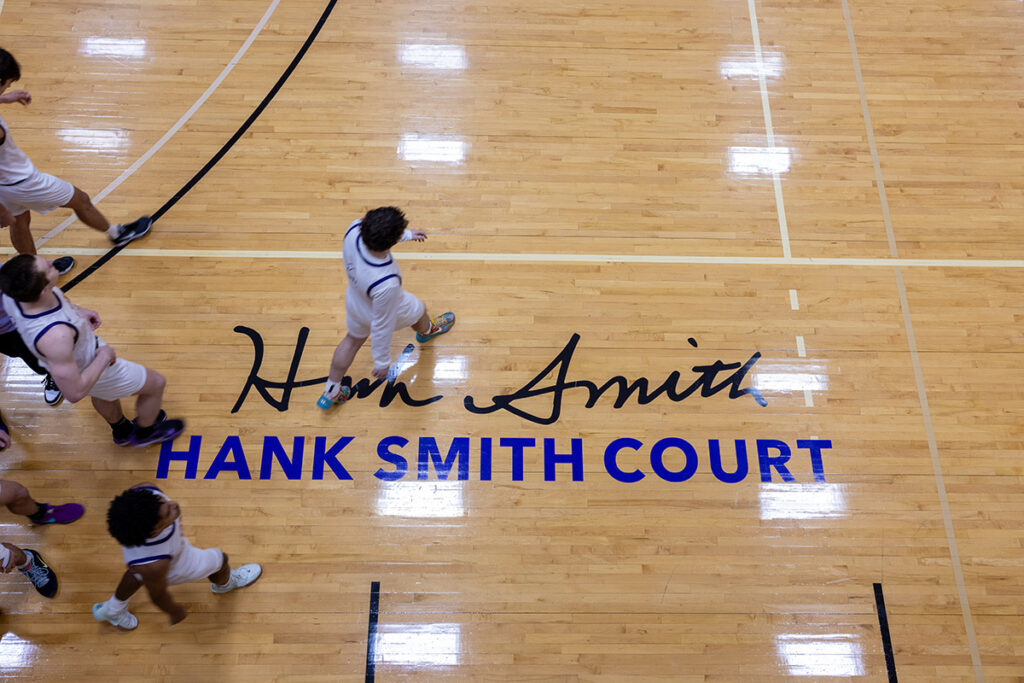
[789,289,799,310]
[803,389,813,407]
[894,269,983,681]
[842,0,898,259]
[18,246,1024,270]
[747,0,792,259]
[36,0,282,247]
[795,335,806,357]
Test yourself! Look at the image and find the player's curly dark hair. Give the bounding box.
[107,488,163,547]
[360,206,408,252]
[0,254,49,302]
[0,48,20,83]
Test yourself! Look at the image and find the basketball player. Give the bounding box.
[0,293,62,407]
[0,47,151,275]
[317,206,455,408]
[0,254,184,447]
[93,484,262,630]
[0,477,85,598]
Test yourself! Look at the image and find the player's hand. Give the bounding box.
[168,604,187,625]
[83,309,102,329]
[372,366,389,380]
[97,345,117,366]
[408,230,427,241]
[0,90,31,106]
[0,430,10,451]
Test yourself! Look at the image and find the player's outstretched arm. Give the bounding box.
[0,90,31,106]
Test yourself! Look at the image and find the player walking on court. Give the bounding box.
[0,255,185,447]
[93,484,262,630]
[317,206,455,408]
[0,476,84,599]
[0,48,151,274]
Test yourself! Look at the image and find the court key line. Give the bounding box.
[15,246,1024,269]
[36,0,283,247]
[842,1,983,680]
[746,0,792,259]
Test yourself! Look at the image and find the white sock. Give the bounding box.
[105,595,130,614]
[324,380,342,400]
[106,225,122,239]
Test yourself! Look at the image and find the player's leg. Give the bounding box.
[318,333,366,407]
[413,309,456,342]
[62,186,151,246]
[2,542,59,598]
[93,570,143,629]
[91,396,136,446]
[9,210,34,254]
[208,550,262,594]
[0,479,83,524]
[130,367,184,446]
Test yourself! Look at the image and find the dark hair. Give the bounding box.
[360,207,408,252]
[0,48,20,83]
[107,488,163,546]
[0,254,48,302]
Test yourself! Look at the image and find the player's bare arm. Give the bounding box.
[36,326,115,402]
[0,89,31,106]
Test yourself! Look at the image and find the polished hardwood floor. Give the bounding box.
[0,0,1021,680]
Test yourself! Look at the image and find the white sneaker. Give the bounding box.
[211,563,262,594]
[93,601,138,630]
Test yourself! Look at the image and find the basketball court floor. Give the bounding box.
[0,0,1021,680]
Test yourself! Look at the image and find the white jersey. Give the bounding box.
[0,113,36,185]
[1,287,101,372]
[342,220,415,369]
[120,487,186,568]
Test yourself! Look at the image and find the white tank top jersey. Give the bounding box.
[0,114,37,185]
[1,287,101,373]
[119,487,184,567]
[343,219,416,367]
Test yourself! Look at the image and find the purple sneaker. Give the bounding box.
[131,418,184,447]
[31,503,84,525]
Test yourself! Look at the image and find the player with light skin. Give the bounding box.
[0,254,185,446]
[318,206,455,408]
[0,47,151,273]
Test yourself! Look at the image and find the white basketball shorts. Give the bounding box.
[0,170,75,216]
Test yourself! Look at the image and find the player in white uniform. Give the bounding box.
[0,254,185,446]
[0,48,151,274]
[317,206,455,408]
[93,484,262,630]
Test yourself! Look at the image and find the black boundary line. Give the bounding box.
[873,582,898,682]
[63,0,339,292]
[365,580,381,682]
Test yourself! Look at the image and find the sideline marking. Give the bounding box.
[62,0,339,291]
[747,0,791,259]
[17,246,1024,269]
[365,581,380,682]
[873,583,899,682]
[37,0,282,247]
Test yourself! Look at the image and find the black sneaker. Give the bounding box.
[131,417,184,447]
[42,375,63,406]
[18,549,58,598]
[111,216,152,246]
[53,256,75,275]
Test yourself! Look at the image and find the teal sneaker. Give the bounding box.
[416,312,455,343]
[316,384,351,410]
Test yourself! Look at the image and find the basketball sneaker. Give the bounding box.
[92,601,138,630]
[211,563,262,594]
[42,374,63,406]
[53,256,75,275]
[19,549,58,598]
[131,416,184,447]
[316,384,351,410]
[29,503,85,525]
[111,216,152,246]
[416,312,455,343]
